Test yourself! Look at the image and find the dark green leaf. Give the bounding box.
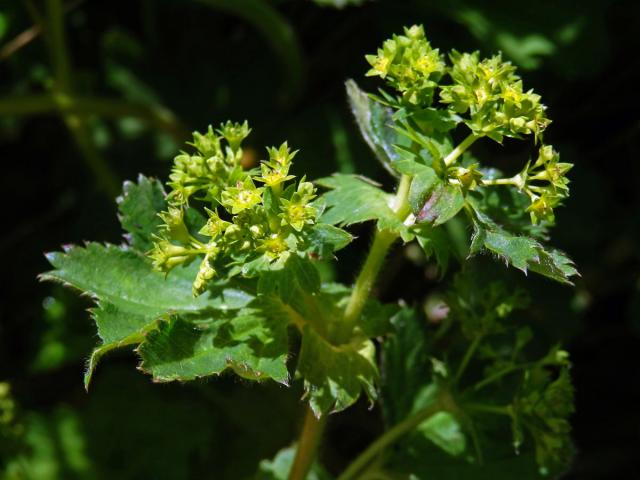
[41,243,253,387]
[345,79,401,175]
[317,174,405,233]
[117,175,167,251]
[415,183,465,226]
[408,165,439,214]
[297,326,378,417]
[138,307,289,384]
[304,223,353,258]
[381,308,430,425]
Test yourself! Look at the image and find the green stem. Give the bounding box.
[43,0,121,197]
[469,362,534,393]
[288,174,412,477]
[454,334,483,384]
[0,94,188,142]
[443,133,479,167]
[482,174,524,189]
[45,0,71,92]
[337,401,444,480]
[338,174,411,342]
[464,403,511,416]
[288,407,327,480]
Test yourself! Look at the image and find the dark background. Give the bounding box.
[0,0,638,478]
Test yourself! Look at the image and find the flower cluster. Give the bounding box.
[440,51,550,142]
[519,145,573,224]
[365,25,445,107]
[149,122,319,296]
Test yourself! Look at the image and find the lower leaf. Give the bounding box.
[297,326,378,417]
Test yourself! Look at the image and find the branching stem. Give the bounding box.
[288,174,411,478]
[443,133,479,166]
[338,174,411,341]
[337,400,444,480]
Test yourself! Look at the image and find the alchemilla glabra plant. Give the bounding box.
[42,26,577,479]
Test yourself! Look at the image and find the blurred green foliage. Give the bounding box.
[1,0,639,478]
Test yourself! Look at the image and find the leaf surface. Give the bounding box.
[117,175,167,251]
[317,174,404,233]
[138,306,289,384]
[297,326,378,417]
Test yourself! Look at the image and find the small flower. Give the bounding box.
[199,208,230,238]
[218,120,251,152]
[149,239,194,273]
[221,177,264,214]
[189,126,221,158]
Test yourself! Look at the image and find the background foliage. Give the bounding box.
[1,0,638,478]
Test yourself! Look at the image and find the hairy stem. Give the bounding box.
[337,401,444,480]
[338,174,411,341]
[443,133,479,167]
[288,174,412,478]
[288,407,327,480]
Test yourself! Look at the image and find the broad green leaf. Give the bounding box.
[415,182,465,226]
[416,411,467,457]
[41,243,253,387]
[257,254,321,307]
[117,175,167,251]
[408,165,439,213]
[317,174,405,233]
[255,445,333,480]
[346,79,402,175]
[138,307,289,384]
[303,223,353,258]
[297,326,378,417]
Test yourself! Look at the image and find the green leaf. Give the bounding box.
[255,445,333,480]
[138,306,289,384]
[317,174,405,233]
[345,79,402,175]
[414,224,452,273]
[41,243,253,387]
[381,308,430,425]
[117,175,167,251]
[303,223,353,258]
[408,165,439,213]
[415,182,465,226]
[416,411,467,457]
[482,229,578,284]
[511,365,575,475]
[257,254,321,306]
[297,326,378,417]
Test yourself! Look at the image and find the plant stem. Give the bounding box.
[464,402,511,416]
[337,401,443,480]
[454,334,483,384]
[44,0,120,197]
[0,94,188,142]
[469,361,534,393]
[443,133,479,166]
[338,174,411,342]
[288,407,327,480]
